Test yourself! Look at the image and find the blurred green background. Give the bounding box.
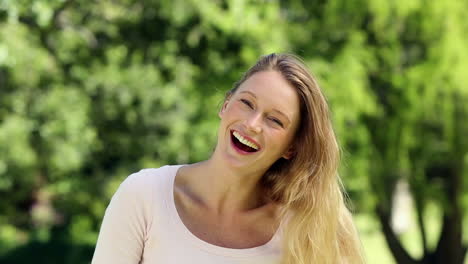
[0,0,467,263]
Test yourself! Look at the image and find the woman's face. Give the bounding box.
[216,70,301,172]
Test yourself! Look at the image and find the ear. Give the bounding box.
[218,96,231,118]
[282,147,295,160]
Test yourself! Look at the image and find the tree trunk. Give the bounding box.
[376,206,417,264]
[376,164,467,264]
[431,165,465,264]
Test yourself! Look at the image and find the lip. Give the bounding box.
[230,129,261,155]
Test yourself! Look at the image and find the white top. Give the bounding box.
[91,165,282,264]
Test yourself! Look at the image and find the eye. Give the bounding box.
[240,99,254,109]
[269,117,284,128]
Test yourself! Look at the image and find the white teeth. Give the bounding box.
[233,131,259,150]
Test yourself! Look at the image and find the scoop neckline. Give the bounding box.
[165,164,280,257]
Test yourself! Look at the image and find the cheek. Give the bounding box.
[225,104,248,118]
[219,105,244,128]
[267,130,290,147]
[275,130,297,149]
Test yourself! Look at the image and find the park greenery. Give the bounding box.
[0,0,467,263]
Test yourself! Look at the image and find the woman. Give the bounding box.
[92,53,365,264]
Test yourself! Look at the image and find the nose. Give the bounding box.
[245,112,262,133]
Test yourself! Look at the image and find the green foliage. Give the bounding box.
[0,0,467,263]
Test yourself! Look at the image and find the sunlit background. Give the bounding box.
[0,0,467,263]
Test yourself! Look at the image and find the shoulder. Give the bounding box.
[121,165,180,187]
[113,165,181,203]
[105,165,183,224]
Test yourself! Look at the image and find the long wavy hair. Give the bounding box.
[226,53,365,264]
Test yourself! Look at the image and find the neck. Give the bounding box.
[180,157,269,215]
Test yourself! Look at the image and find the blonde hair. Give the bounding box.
[228,54,365,264]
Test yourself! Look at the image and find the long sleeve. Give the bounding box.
[92,171,155,264]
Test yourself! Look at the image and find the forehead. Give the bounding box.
[236,71,300,117]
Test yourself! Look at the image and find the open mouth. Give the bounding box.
[230,130,259,153]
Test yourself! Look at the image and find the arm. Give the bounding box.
[92,171,154,264]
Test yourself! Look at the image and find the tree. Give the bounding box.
[0,0,467,263]
[0,0,292,262]
[282,0,468,263]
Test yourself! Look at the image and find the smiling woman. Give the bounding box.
[217,70,301,171]
[91,53,365,264]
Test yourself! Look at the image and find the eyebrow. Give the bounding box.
[239,91,257,98]
[238,91,292,125]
